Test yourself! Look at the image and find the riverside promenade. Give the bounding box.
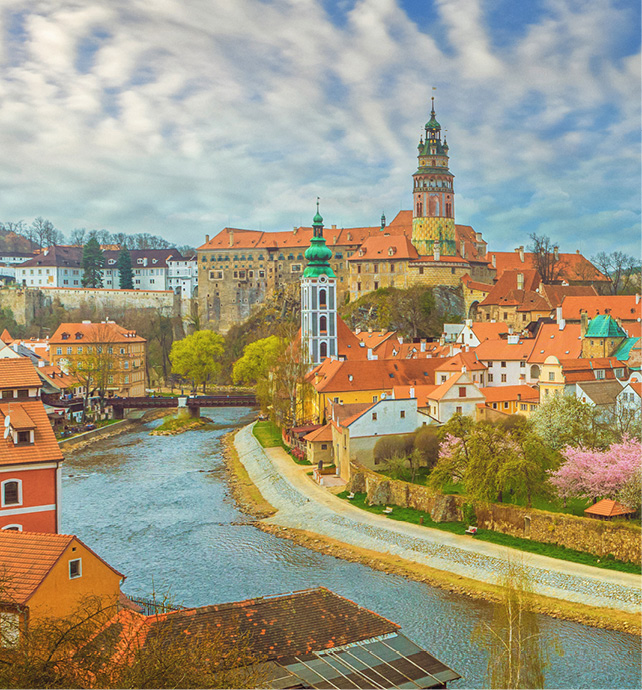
[234,423,641,614]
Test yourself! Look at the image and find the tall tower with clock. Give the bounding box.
[301,202,338,366]
[411,98,457,257]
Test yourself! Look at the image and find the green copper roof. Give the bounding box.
[585,314,627,338]
[425,115,440,130]
[304,236,335,277]
[313,211,323,224]
[615,337,640,362]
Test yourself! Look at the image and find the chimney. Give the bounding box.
[508,334,519,344]
[508,325,513,334]
[475,232,482,242]
[580,312,588,336]
[465,318,472,327]
[433,240,440,261]
[460,241,466,258]
[556,306,566,330]
[229,229,234,247]
[409,386,415,398]
[331,224,337,230]
[491,254,496,268]
[636,294,640,305]
[205,234,209,243]
[420,340,426,352]
[576,249,580,254]
[293,227,298,235]
[554,246,559,260]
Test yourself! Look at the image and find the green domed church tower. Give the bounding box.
[411,98,456,256]
[301,201,337,365]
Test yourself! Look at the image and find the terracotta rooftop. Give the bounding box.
[329,401,373,424]
[480,385,539,403]
[488,250,610,283]
[480,269,541,307]
[303,424,333,443]
[393,384,438,407]
[584,499,635,517]
[435,351,486,372]
[461,273,493,293]
[0,400,63,465]
[348,234,418,261]
[469,322,510,342]
[474,337,535,361]
[561,295,642,322]
[540,284,598,309]
[528,323,582,363]
[0,358,43,389]
[50,321,146,344]
[0,531,123,605]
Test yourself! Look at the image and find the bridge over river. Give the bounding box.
[107,394,257,418]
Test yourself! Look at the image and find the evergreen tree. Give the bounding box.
[81,236,105,288]
[116,247,134,289]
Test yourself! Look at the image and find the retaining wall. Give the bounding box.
[349,463,641,564]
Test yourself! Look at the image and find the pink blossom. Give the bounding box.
[551,438,642,500]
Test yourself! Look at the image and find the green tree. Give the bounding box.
[232,336,286,385]
[473,559,561,688]
[531,395,613,450]
[116,247,134,289]
[170,330,225,392]
[429,414,474,490]
[466,423,517,503]
[81,236,105,288]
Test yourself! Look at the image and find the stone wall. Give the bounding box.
[0,286,40,325]
[349,463,641,564]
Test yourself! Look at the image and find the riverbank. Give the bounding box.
[229,426,641,635]
[61,408,167,454]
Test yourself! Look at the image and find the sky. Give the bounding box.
[0,0,639,255]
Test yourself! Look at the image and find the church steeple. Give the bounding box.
[301,202,338,365]
[411,97,456,257]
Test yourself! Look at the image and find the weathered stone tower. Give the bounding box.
[411,98,456,257]
[300,203,338,366]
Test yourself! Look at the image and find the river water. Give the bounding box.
[61,409,641,688]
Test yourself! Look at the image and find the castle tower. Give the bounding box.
[411,97,456,256]
[301,202,338,365]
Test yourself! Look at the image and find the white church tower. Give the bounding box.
[301,202,338,366]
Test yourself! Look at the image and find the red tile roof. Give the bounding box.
[50,321,145,345]
[0,531,123,605]
[474,338,535,361]
[435,351,486,372]
[0,358,43,389]
[355,331,397,349]
[480,269,541,307]
[528,323,582,363]
[347,234,418,261]
[559,357,623,383]
[0,329,13,344]
[480,385,539,403]
[461,273,493,292]
[489,250,609,283]
[584,498,635,517]
[310,358,443,393]
[470,322,510,342]
[0,400,63,465]
[392,384,438,407]
[561,295,642,323]
[540,284,598,309]
[303,424,333,442]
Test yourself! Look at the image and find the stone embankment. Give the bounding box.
[231,422,641,634]
[351,464,641,564]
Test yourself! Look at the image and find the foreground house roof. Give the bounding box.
[98,587,461,689]
[50,321,146,344]
[584,499,635,518]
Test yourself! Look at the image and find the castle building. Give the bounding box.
[300,205,338,365]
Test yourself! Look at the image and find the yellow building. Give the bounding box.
[49,321,147,397]
[0,530,124,644]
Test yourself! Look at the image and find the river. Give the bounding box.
[61,408,641,688]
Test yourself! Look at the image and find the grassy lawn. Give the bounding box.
[253,420,312,465]
[153,415,206,433]
[338,491,641,575]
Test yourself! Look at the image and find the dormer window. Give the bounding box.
[137,258,143,264]
[61,332,70,340]
[153,259,158,264]
[75,332,83,340]
[108,259,116,265]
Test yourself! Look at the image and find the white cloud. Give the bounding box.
[0,0,637,256]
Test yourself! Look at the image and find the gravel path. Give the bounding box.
[234,423,641,613]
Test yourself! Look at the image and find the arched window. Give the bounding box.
[320,342,328,359]
[1,479,21,507]
[320,315,327,334]
[1,524,22,531]
[530,365,540,380]
[319,289,327,308]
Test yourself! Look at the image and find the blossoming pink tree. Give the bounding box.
[550,438,641,503]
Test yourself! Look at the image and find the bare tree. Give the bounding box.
[69,228,87,246]
[527,233,565,284]
[30,217,60,248]
[591,251,641,295]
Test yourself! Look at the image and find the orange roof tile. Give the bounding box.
[355,331,397,349]
[540,284,598,309]
[561,295,642,323]
[489,250,609,283]
[0,329,13,344]
[461,274,493,292]
[50,322,145,345]
[310,358,443,393]
[347,235,418,261]
[303,424,333,442]
[392,384,438,407]
[474,338,535,361]
[0,531,123,605]
[435,351,486,372]
[584,498,635,517]
[427,372,469,400]
[480,385,539,403]
[0,400,63,466]
[480,270,541,307]
[470,322,510,342]
[528,323,582,363]
[0,358,43,390]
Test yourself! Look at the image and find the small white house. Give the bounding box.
[425,369,485,424]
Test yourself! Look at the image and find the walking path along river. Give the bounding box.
[61,409,642,689]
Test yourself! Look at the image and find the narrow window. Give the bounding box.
[400,410,406,419]
[320,342,328,359]
[372,412,377,421]
[319,289,327,308]
[2,480,21,507]
[69,559,82,579]
[458,387,466,398]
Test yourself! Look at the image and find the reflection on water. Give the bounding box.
[61,408,641,689]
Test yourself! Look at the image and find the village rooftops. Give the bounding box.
[487,249,610,284]
[0,358,43,389]
[479,385,539,403]
[435,351,486,372]
[528,323,582,363]
[561,294,641,323]
[0,530,123,605]
[0,400,63,465]
[474,337,535,361]
[470,322,511,342]
[539,284,597,308]
[50,321,146,344]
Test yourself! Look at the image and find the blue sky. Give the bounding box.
[0,0,639,255]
